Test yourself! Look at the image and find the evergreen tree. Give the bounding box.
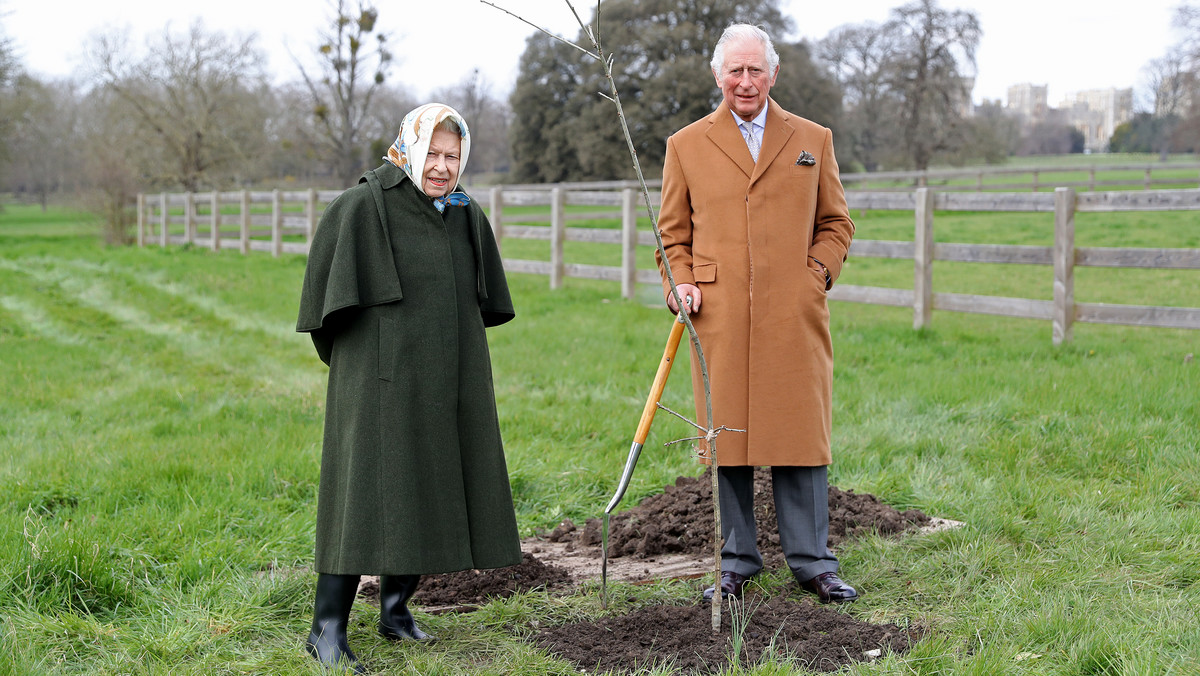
[508,0,838,182]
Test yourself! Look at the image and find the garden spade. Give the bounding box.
[601,306,688,606]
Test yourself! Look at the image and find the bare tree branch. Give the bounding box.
[478,1,600,61]
[656,402,745,439]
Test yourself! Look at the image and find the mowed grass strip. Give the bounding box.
[1,203,1198,674]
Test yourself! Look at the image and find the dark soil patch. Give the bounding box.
[357,552,573,608]
[396,469,932,674]
[547,467,931,569]
[413,551,572,606]
[536,596,919,674]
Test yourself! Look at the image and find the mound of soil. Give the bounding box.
[536,596,919,674]
[381,470,934,674]
[357,552,573,609]
[412,552,572,607]
[546,467,931,569]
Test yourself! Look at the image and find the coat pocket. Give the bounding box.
[693,262,717,283]
[378,315,396,382]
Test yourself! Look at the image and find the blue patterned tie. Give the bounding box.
[433,192,471,213]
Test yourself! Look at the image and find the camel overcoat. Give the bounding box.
[656,99,855,467]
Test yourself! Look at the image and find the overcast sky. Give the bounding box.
[3,0,1188,107]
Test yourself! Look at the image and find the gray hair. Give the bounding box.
[435,117,463,136]
[710,24,779,76]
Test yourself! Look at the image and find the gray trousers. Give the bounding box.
[717,465,838,582]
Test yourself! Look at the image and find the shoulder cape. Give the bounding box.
[296,164,514,364]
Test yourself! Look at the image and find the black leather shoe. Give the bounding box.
[702,571,750,600]
[800,571,858,603]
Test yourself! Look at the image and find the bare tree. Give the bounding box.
[883,0,980,170]
[962,99,1019,163]
[78,87,144,245]
[3,75,78,208]
[262,82,328,184]
[1177,3,1200,65]
[1019,121,1082,156]
[818,23,901,171]
[1133,4,1200,158]
[1167,3,1200,154]
[362,84,419,166]
[0,10,22,184]
[294,0,393,187]
[88,22,272,191]
[0,21,13,89]
[1142,52,1190,159]
[816,1,979,171]
[430,69,512,181]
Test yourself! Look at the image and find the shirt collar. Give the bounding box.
[730,104,768,132]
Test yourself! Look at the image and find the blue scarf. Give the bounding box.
[432,192,470,213]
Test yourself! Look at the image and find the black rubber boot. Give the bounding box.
[378,575,432,642]
[305,574,365,674]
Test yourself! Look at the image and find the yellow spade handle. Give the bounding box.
[632,315,686,445]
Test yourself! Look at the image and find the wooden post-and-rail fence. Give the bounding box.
[135,188,339,256]
[836,187,1200,345]
[136,183,1200,344]
[838,162,1200,193]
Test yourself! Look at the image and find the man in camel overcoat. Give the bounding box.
[656,23,858,603]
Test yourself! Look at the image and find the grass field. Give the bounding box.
[1,203,1198,674]
[840,153,1200,192]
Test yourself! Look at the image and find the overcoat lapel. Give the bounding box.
[705,108,755,178]
[704,100,796,183]
[750,100,794,185]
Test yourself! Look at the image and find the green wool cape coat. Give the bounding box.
[296,162,522,576]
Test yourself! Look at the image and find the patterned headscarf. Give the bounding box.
[384,103,472,212]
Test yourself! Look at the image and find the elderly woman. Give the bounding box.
[296,103,521,672]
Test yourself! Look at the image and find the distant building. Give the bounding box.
[1006,83,1049,121]
[991,83,1133,153]
[1059,88,1133,152]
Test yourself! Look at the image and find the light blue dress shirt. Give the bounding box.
[732,106,768,160]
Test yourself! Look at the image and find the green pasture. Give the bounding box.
[844,154,1200,192]
[1,203,1198,674]
[500,203,1200,309]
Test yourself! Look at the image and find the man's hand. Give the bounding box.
[667,284,702,314]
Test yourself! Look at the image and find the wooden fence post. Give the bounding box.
[240,190,250,255]
[137,193,146,247]
[489,186,504,254]
[159,193,168,247]
[272,189,283,258]
[1053,187,1077,345]
[1144,167,1152,190]
[210,191,220,252]
[306,188,317,245]
[550,187,564,290]
[1032,170,1040,192]
[1088,168,1096,191]
[913,188,935,330]
[184,192,195,245]
[620,188,637,300]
